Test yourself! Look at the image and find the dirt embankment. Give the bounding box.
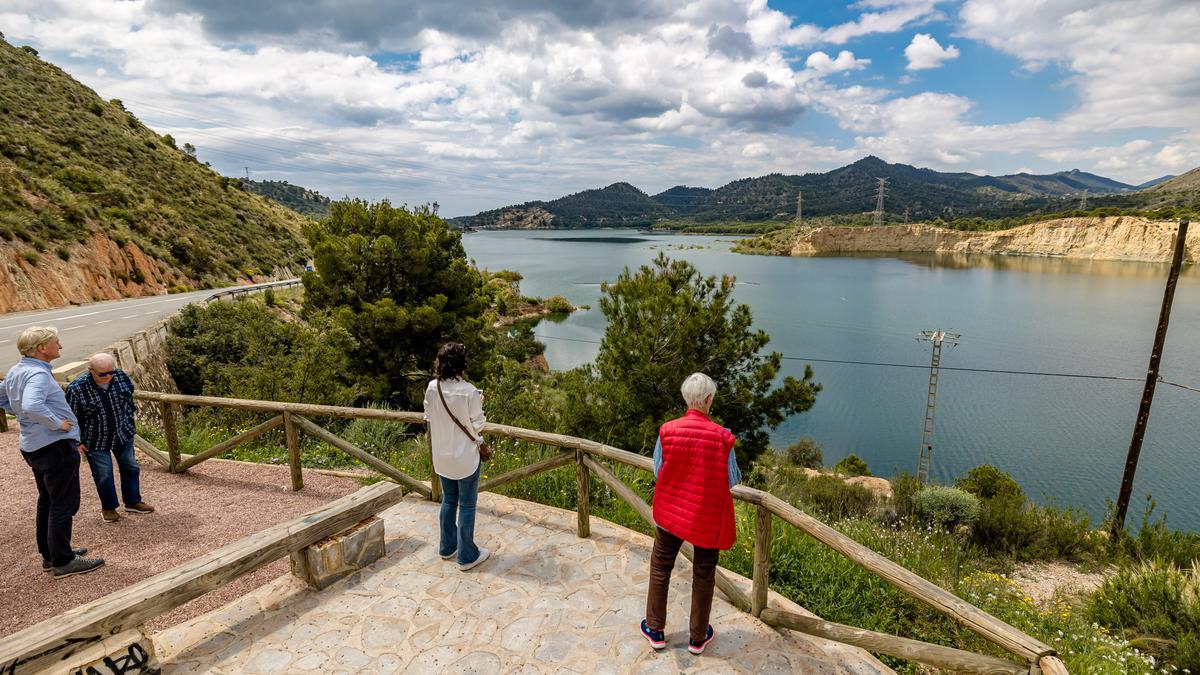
[744,216,1199,263]
[0,232,192,314]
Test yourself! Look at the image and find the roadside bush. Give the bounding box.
[912,486,980,531]
[799,475,876,520]
[971,494,1097,561]
[784,436,823,469]
[956,464,1023,500]
[1087,561,1200,671]
[833,453,871,477]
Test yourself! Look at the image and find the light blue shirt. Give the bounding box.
[0,357,80,452]
[652,430,742,488]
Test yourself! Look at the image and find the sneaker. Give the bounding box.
[124,502,155,514]
[42,547,88,573]
[52,556,105,579]
[640,619,666,650]
[688,625,715,655]
[439,550,457,560]
[458,547,491,571]
[102,509,121,523]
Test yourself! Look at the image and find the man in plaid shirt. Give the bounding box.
[66,353,154,523]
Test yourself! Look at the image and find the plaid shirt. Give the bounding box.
[66,369,137,451]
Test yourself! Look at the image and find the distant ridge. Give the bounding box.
[452,156,1163,229]
[243,179,332,219]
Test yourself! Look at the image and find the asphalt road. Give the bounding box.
[0,281,297,366]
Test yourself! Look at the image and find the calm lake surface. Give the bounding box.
[462,229,1200,531]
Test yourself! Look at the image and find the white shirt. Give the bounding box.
[423,378,486,480]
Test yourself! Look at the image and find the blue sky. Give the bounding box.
[2,0,1197,215]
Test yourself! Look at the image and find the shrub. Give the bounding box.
[1119,496,1200,567]
[20,250,39,265]
[833,453,871,477]
[799,475,876,520]
[262,288,277,307]
[912,486,980,531]
[890,471,921,518]
[784,436,823,469]
[1087,561,1200,671]
[956,464,1024,500]
[544,294,574,314]
[130,268,146,284]
[169,284,191,294]
[87,101,103,116]
[55,246,70,261]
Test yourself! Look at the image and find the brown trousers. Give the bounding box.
[645,526,719,642]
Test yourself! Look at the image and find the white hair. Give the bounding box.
[680,372,716,408]
[88,352,116,370]
[17,326,58,356]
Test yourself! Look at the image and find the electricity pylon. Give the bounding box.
[795,191,803,225]
[873,178,889,226]
[1079,189,1088,210]
[916,329,960,484]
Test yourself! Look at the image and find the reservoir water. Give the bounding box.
[462,229,1200,531]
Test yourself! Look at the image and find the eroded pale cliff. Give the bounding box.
[745,217,1198,263]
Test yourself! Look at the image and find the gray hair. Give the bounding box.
[88,352,117,371]
[17,326,58,357]
[680,372,716,408]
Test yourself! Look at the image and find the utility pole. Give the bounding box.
[916,329,959,484]
[1111,219,1190,536]
[873,178,888,226]
[1079,189,1088,210]
[795,191,803,225]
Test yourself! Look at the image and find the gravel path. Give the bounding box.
[0,424,364,638]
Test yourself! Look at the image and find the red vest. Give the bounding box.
[652,409,737,550]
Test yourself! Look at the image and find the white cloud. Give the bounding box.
[805,50,871,75]
[904,33,959,70]
[0,0,1195,212]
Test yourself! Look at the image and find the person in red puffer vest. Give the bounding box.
[641,372,741,655]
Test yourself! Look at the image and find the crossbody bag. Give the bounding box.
[436,379,493,461]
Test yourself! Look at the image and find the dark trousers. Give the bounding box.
[21,440,81,567]
[84,436,141,510]
[645,526,719,642]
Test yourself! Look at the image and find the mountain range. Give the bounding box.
[452,157,1189,229]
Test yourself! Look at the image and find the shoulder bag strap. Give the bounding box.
[436,379,479,444]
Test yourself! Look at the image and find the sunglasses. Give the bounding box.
[94,370,117,377]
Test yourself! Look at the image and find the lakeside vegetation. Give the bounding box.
[153,198,1200,672]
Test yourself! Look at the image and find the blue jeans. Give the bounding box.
[439,464,481,565]
[85,436,141,510]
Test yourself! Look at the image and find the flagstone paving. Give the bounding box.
[154,491,893,673]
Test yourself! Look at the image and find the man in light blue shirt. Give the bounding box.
[1,327,104,578]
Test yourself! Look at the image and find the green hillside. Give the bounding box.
[454,156,1178,229]
[0,38,310,285]
[244,179,332,219]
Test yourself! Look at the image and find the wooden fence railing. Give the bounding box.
[123,391,1064,673]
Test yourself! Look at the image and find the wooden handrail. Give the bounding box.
[126,390,1062,671]
[178,415,283,471]
[0,482,403,673]
[760,608,1026,674]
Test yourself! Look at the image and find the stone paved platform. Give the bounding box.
[154,492,893,673]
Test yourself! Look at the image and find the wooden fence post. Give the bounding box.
[752,504,772,617]
[426,431,441,503]
[284,411,302,491]
[0,410,8,433]
[576,449,590,538]
[160,401,180,472]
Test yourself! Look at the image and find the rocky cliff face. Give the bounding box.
[0,232,188,313]
[748,217,1198,263]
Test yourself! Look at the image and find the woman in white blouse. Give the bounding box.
[423,342,490,570]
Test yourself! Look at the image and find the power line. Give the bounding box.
[529,332,1196,387]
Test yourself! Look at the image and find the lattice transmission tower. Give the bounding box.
[916,329,960,484]
[873,178,889,226]
[1079,189,1088,210]
[795,191,803,225]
